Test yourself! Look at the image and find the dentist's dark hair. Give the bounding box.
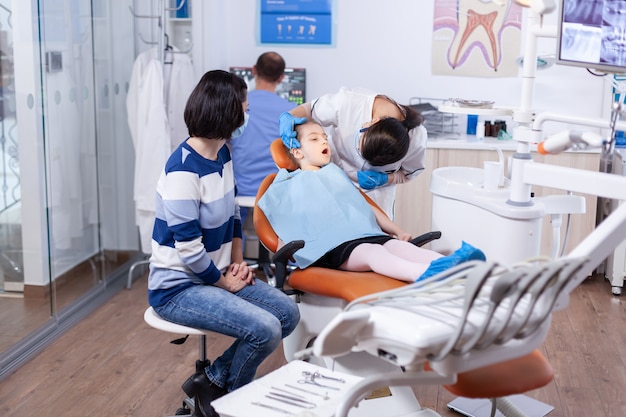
[184,70,248,139]
[254,51,286,83]
[360,105,423,166]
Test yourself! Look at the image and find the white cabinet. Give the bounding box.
[604,149,626,295]
[166,0,192,55]
[395,145,600,257]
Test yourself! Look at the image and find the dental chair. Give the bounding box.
[309,257,588,417]
[252,139,558,416]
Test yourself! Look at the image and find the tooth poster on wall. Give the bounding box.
[260,0,333,45]
[432,0,523,77]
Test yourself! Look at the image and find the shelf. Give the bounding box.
[438,104,514,117]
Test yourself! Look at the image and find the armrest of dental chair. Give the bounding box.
[270,239,305,296]
[410,231,441,247]
[252,173,304,295]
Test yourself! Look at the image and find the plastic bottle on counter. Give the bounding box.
[466,114,478,135]
[475,117,485,140]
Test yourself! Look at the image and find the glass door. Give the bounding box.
[40,0,102,312]
[0,0,138,376]
[0,2,19,297]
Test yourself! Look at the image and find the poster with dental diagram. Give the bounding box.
[432,0,523,77]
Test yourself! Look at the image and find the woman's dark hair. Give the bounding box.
[184,70,248,139]
[360,105,424,166]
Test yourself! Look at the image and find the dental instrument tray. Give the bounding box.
[409,97,460,138]
[310,257,589,374]
[447,98,495,109]
[211,360,363,417]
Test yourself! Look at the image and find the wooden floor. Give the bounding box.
[0,273,625,417]
[0,251,133,352]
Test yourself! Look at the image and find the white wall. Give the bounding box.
[193,0,613,137]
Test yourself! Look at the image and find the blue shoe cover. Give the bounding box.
[417,241,486,281]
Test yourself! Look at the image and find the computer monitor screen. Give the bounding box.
[556,0,626,74]
[230,67,306,105]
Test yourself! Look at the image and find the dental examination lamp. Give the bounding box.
[536,130,605,155]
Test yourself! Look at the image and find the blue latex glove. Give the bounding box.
[357,170,389,190]
[279,112,307,149]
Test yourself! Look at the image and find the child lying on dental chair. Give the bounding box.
[258,121,485,282]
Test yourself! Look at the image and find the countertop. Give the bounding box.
[427,135,519,151]
[427,135,601,154]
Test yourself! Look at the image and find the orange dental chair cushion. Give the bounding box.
[426,350,554,398]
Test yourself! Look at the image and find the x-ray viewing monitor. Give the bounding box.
[230,67,306,105]
[556,0,626,74]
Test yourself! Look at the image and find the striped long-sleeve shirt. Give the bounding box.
[148,140,242,307]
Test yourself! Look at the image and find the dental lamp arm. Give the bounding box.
[532,111,626,134]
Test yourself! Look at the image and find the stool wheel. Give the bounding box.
[175,404,191,415]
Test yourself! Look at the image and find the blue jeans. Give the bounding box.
[154,279,299,391]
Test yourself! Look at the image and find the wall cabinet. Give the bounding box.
[166,6,192,55]
[395,147,600,258]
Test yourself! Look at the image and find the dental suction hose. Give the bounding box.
[537,130,604,155]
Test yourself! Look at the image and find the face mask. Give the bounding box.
[354,126,368,158]
[231,112,249,139]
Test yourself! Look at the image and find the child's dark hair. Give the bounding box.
[360,105,423,166]
[184,70,248,139]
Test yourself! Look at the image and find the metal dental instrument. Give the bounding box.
[250,401,292,414]
[297,377,340,390]
[271,386,306,398]
[268,391,317,407]
[302,370,346,383]
[266,394,316,409]
[284,383,330,400]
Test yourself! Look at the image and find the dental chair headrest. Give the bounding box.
[270,138,298,171]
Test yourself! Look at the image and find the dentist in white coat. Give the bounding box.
[279,87,427,218]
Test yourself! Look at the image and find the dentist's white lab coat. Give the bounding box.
[163,50,195,149]
[127,47,195,253]
[311,87,427,218]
